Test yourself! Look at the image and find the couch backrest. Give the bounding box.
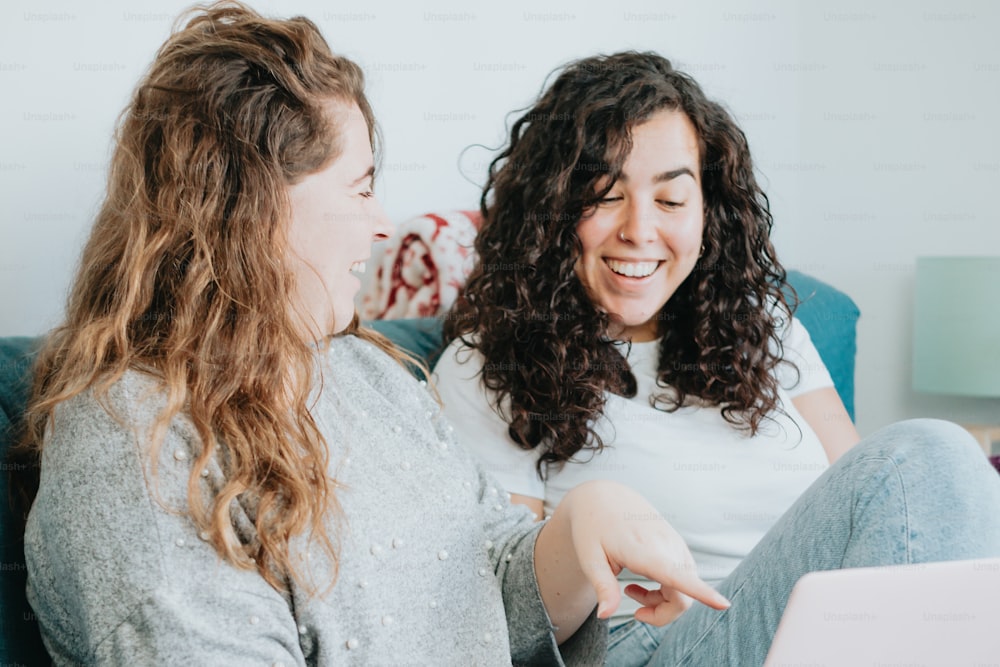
[0,337,47,664]
[784,270,860,418]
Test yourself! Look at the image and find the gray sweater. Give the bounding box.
[25,335,606,666]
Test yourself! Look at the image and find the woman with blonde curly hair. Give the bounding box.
[435,51,1000,665]
[19,8,731,665]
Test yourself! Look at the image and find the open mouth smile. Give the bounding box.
[604,258,662,278]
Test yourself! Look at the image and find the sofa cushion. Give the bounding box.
[0,337,47,664]
[784,270,860,421]
[367,318,446,373]
[359,211,481,320]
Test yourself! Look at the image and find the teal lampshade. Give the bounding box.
[913,257,1000,397]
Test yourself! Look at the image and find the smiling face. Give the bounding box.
[286,102,392,340]
[574,109,704,342]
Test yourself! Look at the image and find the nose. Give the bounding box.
[617,198,658,244]
[369,196,393,242]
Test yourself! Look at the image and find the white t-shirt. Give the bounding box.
[433,316,835,623]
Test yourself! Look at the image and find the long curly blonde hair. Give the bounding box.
[21,1,401,593]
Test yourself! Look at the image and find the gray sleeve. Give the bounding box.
[24,383,305,666]
[474,469,608,667]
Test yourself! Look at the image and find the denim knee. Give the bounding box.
[861,418,984,470]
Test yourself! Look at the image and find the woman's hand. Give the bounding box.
[535,479,729,643]
[565,479,730,621]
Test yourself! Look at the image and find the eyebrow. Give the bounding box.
[350,165,375,187]
[617,167,697,184]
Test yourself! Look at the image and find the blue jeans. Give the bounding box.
[606,419,1000,667]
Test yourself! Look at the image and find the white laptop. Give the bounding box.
[764,558,1000,666]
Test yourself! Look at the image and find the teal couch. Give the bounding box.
[0,270,859,664]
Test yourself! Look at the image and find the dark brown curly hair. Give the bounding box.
[445,51,797,477]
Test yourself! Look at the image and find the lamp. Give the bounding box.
[913,256,1000,397]
[913,256,1000,470]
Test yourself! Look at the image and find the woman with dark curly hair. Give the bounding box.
[434,51,1000,665]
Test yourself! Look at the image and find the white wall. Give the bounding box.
[2,0,997,434]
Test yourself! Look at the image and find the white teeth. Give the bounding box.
[350,261,366,274]
[605,259,658,278]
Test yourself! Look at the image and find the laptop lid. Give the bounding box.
[764,558,1000,666]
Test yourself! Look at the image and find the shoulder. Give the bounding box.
[776,313,819,357]
[433,338,497,415]
[326,334,437,411]
[433,336,485,380]
[45,370,182,468]
[34,369,197,527]
[758,294,809,350]
[328,333,406,378]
